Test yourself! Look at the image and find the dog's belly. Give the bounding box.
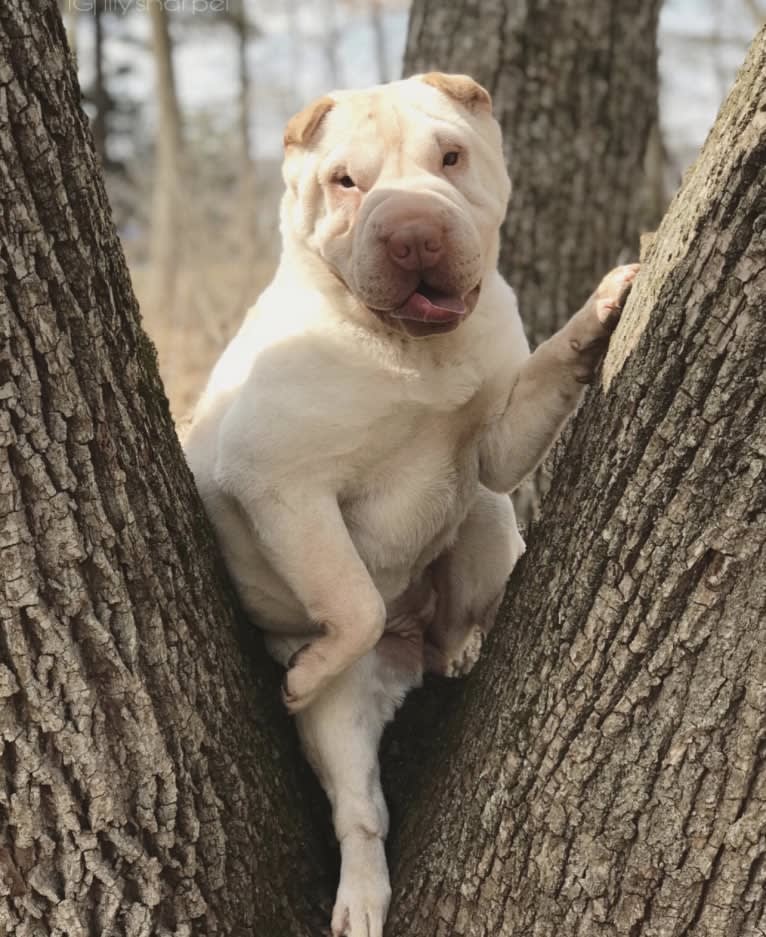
[342,441,480,602]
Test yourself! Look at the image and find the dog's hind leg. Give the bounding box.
[426,485,525,675]
[292,637,422,937]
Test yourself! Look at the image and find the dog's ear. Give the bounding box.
[419,72,492,115]
[284,96,335,149]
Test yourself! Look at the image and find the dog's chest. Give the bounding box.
[339,401,485,597]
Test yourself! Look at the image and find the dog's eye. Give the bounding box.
[443,151,460,167]
[337,175,356,188]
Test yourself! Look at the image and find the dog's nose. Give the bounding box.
[387,223,443,271]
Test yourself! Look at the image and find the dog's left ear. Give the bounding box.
[284,96,335,149]
[418,72,492,115]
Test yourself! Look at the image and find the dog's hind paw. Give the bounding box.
[331,835,390,937]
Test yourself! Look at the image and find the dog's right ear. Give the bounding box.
[419,73,492,115]
[284,96,335,149]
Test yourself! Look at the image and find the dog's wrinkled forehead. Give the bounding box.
[283,74,503,173]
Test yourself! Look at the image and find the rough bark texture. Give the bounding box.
[385,27,766,937]
[403,0,661,349]
[0,5,333,936]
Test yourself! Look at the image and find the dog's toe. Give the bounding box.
[595,262,640,328]
[331,892,388,937]
[332,836,390,937]
[331,903,348,937]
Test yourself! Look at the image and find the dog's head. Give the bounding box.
[281,73,511,337]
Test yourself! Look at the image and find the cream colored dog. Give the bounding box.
[185,73,638,937]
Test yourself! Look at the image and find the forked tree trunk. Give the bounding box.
[385,26,766,937]
[0,4,334,934]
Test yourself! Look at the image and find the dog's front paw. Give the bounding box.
[332,835,391,937]
[565,262,640,382]
[594,262,640,332]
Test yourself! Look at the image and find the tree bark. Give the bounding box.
[0,4,334,935]
[385,25,766,937]
[403,0,661,348]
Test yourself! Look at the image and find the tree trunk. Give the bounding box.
[0,4,334,935]
[384,25,766,937]
[370,0,389,84]
[321,0,342,88]
[148,0,184,321]
[91,1,107,165]
[230,0,259,309]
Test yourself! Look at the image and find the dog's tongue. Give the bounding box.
[393,287,466,323]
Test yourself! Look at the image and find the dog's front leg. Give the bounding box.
[241,488,386,712]
[480,264,639,494]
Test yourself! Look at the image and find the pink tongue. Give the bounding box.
[394,289,466,323]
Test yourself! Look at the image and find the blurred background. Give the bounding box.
[59,0,763,421]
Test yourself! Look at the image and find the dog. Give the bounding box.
[184,72,638,937]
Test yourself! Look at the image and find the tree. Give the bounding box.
[228,0,260,308]
[384,24,766,936]
[0,4,334,933]
[370,0,390,84]
[148,0,185,317]
[91,0,108,164]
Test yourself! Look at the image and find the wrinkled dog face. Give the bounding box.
[281,73,512,336]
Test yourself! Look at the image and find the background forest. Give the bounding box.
[60,0,764,418]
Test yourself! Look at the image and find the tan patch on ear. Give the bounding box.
[420,72,492,114]
[284,96,335,148]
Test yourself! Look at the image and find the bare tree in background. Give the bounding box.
[59,0,78,60]
[229,0,260,305]
[91,0,108,163]
[370,0,390,83]
[285,0,303,108]
[148,0,184,323]
[744,0,766,24]
[321,0,343,87]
